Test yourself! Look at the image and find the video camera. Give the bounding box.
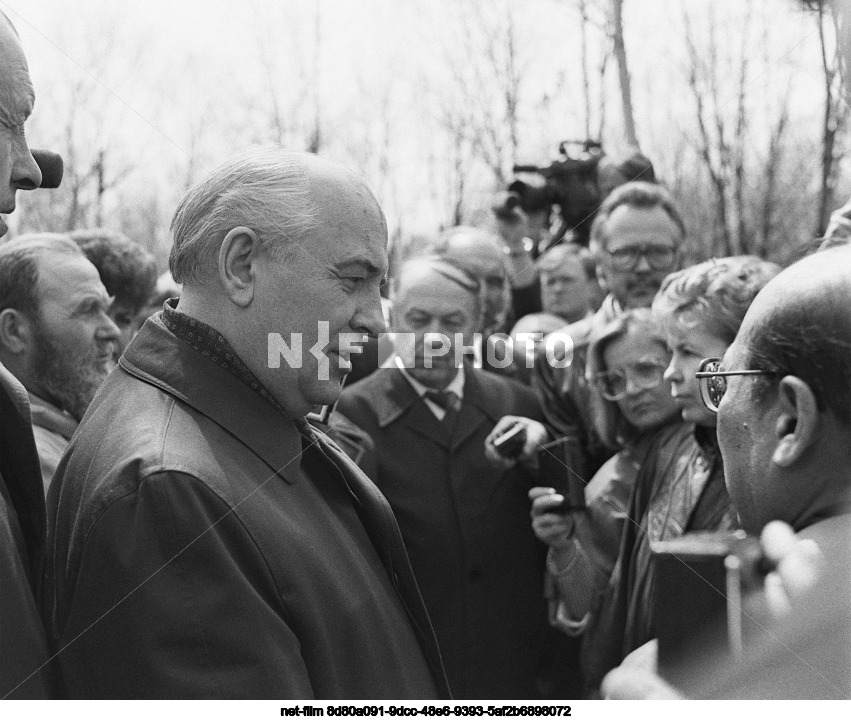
[507,139,605,247]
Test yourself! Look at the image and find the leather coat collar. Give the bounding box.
[119,315,304,483]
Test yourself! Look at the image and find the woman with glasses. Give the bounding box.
[527,256,780,695]
[528,309,688,692]
[581,256,780,690]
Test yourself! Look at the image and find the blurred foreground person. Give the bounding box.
[71,229,157,360]
[339,257,576,699]
[0,9,53,699]
[0,234,119,495]
[44,148,448,699]
[603,244,851,699]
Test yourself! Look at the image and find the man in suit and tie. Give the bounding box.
[338,256,573,699]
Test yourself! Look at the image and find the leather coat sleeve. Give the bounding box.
[53,471,313,699]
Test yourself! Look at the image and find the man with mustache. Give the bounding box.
[43,147,449,699]
[338,256,574,699]
[531,182,685,480]
[0,234,120,496]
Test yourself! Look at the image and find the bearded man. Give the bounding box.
[0,233,119,495]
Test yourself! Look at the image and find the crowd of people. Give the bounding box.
[1,4,850,703]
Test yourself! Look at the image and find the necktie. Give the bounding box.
[423,389,460,428]
[423,389,459,411]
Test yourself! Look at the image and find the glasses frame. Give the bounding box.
[695,357,775,413]
[593,357,669,402]
[605,243,678,272]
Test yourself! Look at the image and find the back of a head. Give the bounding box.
[433,227,505,267]
[616,151,656,185]
[589,181,685,255]
[0,233,84,316]
[169,147,320,287]
[392,254,482,317]
[652,255,782,344]
[744,245,851,427]
[71,229,157,314]
[535,242,596,280]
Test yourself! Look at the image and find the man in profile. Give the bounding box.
[71,229,158,361]
[44,148,448,699]
[0,9,54,699]
[0,234,120,495]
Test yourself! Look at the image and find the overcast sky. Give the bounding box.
[1,0,831,246]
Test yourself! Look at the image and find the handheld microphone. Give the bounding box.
[31,149,64,189]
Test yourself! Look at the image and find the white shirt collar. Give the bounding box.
[394,356,465,418]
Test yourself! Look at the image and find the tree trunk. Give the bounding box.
[579,0,592,139]
[682,7,732,256]
[817,2,841,236]
[759,96,790,257]
[731,1,753,255]
[611,0,638,147]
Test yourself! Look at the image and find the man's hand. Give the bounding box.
[760,520,824,619]
[601,640,682,699]
[484,415,550,469]
[528,486,575,548]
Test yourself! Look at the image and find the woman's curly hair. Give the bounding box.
[71,230,158,315]
[652,255,781,344]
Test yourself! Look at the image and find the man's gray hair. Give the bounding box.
[392,255,483,320]
[0,233,85,317]
[589,181,685,258]
[169,147,319,285]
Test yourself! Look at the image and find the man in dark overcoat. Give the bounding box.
[43,149,449,699]
[339,257,573,699]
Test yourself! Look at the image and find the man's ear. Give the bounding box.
[771,376,819,467]
[0,308,32,354]
[218,226,260,307]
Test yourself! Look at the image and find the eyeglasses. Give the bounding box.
[593,357,668,401]
[695,358,775,413]
[606,243,677,272]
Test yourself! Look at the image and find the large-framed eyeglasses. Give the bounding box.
[593,357,668,401]
[606,243,677,272]
[695,357,775,413]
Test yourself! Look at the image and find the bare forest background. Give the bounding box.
[5,0,847,269]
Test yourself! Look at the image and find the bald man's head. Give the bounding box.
[169,147,386,286]
[393,256,480,310]
[716,245,851,533]
[739,245,851,425]
[0,10,42,237]
[390,256,482,389]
